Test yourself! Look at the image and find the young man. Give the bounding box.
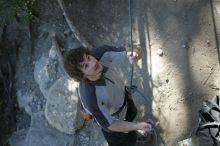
[63,45,154,146]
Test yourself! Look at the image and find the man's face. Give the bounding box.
[80,54,103,80]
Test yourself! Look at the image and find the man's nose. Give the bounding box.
[88,60,96,67]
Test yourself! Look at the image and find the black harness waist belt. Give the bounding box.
[111,95,127,116]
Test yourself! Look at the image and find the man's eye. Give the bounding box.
[85,64,88,69]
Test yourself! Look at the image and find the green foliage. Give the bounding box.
[0,0,39,24]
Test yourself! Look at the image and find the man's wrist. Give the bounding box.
[134,123,140,130]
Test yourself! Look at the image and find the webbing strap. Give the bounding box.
[111,94,127,116]
[199,122,220,131]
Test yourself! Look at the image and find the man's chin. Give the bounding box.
[99,64,103,71]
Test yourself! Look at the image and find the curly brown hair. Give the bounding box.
[63,47,95,82]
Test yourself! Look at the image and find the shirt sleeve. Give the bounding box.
[91,45,127,62]
[102,51,127,62]
[79,82,114,131]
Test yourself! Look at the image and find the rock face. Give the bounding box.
[9,129,27,146]
[26,112,75,146]
[10,113,75,146]
[45,76,84,134]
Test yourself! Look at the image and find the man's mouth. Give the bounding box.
[94,63,99,71]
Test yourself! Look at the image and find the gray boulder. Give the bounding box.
[34,55,52,99]
[34,46,64,99]
[45,76,84,134]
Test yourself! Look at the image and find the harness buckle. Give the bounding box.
[125,85,137,95]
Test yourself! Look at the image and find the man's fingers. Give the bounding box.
[128,54,139,64]
[147,119,160,128]
[155,122,160,127]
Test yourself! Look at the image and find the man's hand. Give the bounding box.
[126,47,143,64]
[137,119,159,134]
[136,122,153,132]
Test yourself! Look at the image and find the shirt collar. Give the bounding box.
[102,65,108,73]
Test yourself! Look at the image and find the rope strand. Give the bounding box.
[129,0,134,88]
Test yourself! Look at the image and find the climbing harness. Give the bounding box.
[128,0,158,145]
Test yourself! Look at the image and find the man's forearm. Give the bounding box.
[108,120,140,132]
